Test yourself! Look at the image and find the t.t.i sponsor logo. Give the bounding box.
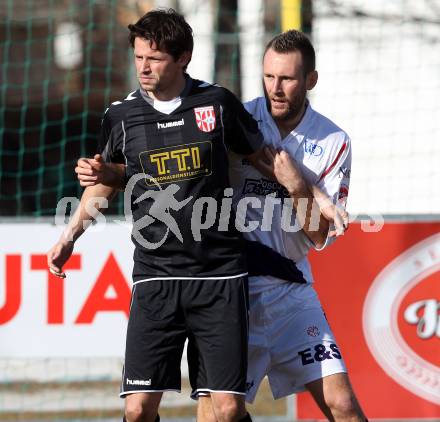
[363,233,440,405]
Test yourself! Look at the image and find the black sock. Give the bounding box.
[239,413,252,422]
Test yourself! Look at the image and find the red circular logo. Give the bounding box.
[397,271,440,367]
[363,233,440,405]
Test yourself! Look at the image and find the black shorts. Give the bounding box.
[120,276,249,397]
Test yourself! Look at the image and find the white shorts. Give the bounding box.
[246,279,347,403]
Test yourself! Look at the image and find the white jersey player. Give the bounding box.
[231,96,351,289]
[198,30,367,422]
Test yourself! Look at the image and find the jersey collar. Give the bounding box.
[262,98,315,147]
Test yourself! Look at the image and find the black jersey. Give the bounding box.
[98,77,263,281]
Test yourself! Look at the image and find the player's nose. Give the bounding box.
[139,58,151,73]
[272,78,283,94]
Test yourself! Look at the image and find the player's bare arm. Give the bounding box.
[47,183,117,277]
[75,154,126,189]
[247,146,348,241]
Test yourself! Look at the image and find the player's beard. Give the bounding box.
[263,83,307,124]
[137,72,159,92]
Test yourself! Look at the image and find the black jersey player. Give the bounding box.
[47,9,263,422]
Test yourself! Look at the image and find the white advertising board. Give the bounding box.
[0,222,134,357]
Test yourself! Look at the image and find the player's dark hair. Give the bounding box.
[128,8,193,68]
[264,30,315,76]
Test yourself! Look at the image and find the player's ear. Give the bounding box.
[178,51,192,69]
[306,70,318,90]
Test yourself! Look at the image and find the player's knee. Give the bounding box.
[197,411,217,422]
[212,400,244,422]
[124,403,144,422]
[197,397,217,422]
[124,402,158,422]
[325,391,360,418]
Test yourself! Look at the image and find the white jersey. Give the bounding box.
[229,97,351,290]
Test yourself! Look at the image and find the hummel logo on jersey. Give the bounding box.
[126,378,151,386]
[157,118,185,130]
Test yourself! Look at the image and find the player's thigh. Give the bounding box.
[122,281,187,395]
[184,277,249,395]
[267,288,346,397]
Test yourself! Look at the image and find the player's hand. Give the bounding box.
[246,147,275,180]
[47,240,74,278]
[309,185,349,237]
[324,204,350,238]
[75,155,124,188]
[75,154,105,187]
[271,149,307,195]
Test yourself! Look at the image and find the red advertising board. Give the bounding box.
[297,222,440,419]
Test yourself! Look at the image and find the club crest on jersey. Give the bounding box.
[194,106,216,132]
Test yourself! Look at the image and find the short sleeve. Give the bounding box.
[97,110,126,164]
[314,136,352,251]
[222,91,264,155]
[317,136,351,207]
